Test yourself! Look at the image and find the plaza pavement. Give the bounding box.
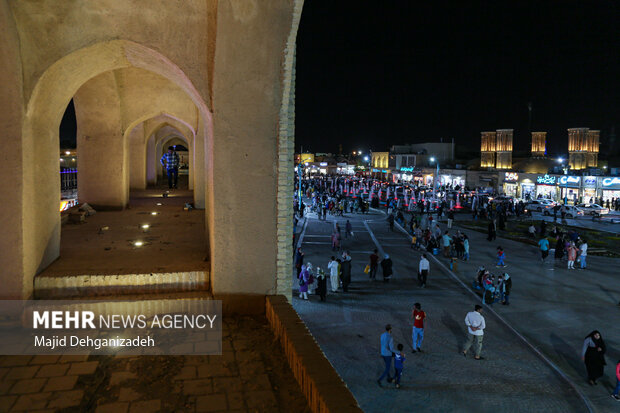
[292,206,619,413]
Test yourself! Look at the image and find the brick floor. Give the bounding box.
[0,316,311,412]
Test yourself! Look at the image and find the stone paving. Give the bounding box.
[292,206,619,412]
[0,317,310,413]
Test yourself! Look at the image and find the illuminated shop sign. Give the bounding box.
[320,162,328,166]
[372,169,390,173]
[504,172,518,181]
[584,177,596,187]
[536,174,556,185]
[558,176,581,185]
[602,177,620,187]
[400,167,415,172]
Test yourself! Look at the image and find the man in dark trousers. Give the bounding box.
[160,146,180,189]
[369,249,379,280]
[487,219,496,241]
[340,251,352,292]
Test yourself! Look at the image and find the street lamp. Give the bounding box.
[430,156,439,200]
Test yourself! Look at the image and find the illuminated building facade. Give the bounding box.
[480,131,496,168]
[586,130,600,168]
[371,152,389,169]
[568,127,599,170]
[480,129,512,169]
[531,132,546,157]
[495,129,513,169]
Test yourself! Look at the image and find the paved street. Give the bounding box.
[292,206,619,413]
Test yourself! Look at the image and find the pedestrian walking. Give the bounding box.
[340,251,352,292]
[582,330,606,386]
[463,234,470,261]
[418,254,430,288]
[377,324,395,386]
[298,265,309,300]
[538,236,549,263]
[487,219,497,241]
[381,254,393,283]
[316,267,327,302]
[442,231,452,258]
[411,303,426,352]
[331,231,340,251]
[567,242,578,269]
[447,209,455,229]
[387,214,395,231]
[496,246,506,267]
[499,273,511,305]
[345,219,353,238]
[295,247,304,278]
[369,249,379,280]
[159,146,180,189]
[328,256,339,292]
[611,360,620,401]
[394,344,406,389]
[579,239,588,269]
[462,305,486,360]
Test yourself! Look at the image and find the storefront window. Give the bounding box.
[602,190,620,202]
[536,185,556,200]
[503,183,517,196]
[521,184,535,201]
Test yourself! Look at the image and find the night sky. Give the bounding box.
[295,1,618,156]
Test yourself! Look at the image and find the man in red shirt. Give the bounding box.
[411,302,426,353]
[369,249,379,280]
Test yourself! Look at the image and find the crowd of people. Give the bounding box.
[294,176,618,399]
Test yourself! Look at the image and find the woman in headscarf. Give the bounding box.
[298,265,309,300]
[380,254,393,283]
[582,330,606,385]
[316,267,327,302]
[305,262,315,295]
[327,256,339,293]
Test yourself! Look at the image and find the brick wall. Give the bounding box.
[266,295,362,413]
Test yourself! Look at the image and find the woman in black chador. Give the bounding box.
[582,330,606,385]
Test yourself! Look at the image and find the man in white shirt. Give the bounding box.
[462,305,486,360]
[418,254,430,288]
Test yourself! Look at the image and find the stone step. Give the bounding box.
[34,271,210,299]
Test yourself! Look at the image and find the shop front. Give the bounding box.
[439,172,466,189]
[535,174,558,200]
[502,172,519,197]
[520,179,536,201]
[600,177,620,202]
[557,175,581,205]
[582,176,597,203]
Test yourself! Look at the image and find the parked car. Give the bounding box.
[575,203,610,216]
[525,200,555,213]
[560,205,584,218]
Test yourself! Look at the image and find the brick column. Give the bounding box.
[276,0,304,299]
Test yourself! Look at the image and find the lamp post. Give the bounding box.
[430,156,439,200]
[558,157,570,205]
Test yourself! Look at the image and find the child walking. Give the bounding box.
[496,246,506,267]
[394,343,406,389]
